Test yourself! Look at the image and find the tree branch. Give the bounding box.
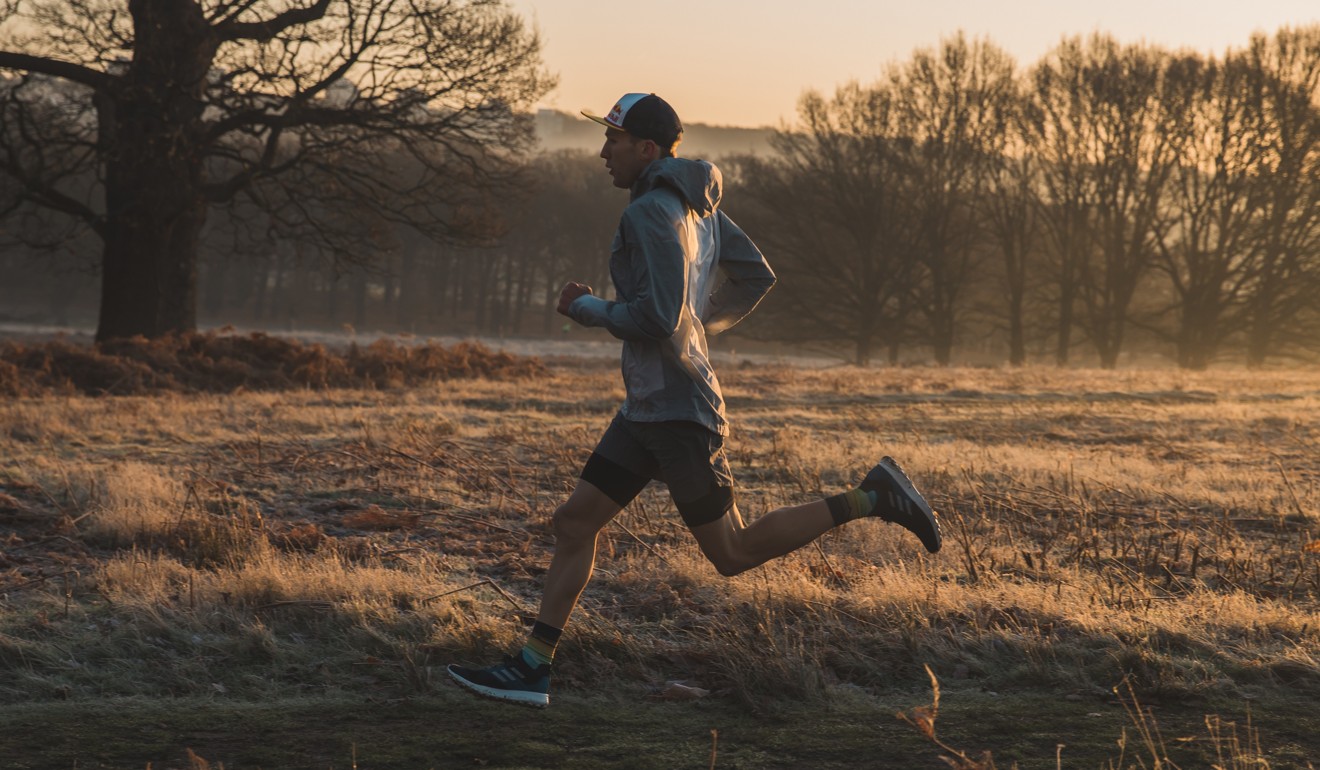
[0,150,105,236]
[0,51,113,91]
[215,0,333,42]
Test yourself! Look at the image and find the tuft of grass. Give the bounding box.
[84,462,185,548]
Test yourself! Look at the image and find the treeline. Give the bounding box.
[724,28,1320,368]
[3,27,1318,368]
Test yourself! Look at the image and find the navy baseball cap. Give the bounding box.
[582,93,683,151]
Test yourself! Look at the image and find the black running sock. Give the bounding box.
[825,488,878,527]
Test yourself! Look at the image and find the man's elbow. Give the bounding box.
[627,307,681,341]
[642,317,682,340]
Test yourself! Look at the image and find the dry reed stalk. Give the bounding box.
[898,665,998,769]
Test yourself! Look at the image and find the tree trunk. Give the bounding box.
[854,334,872,367]
[96,175,207,341]
[201,256,228,320]
[1097,344,1120,369]
[1007,291,1025,367]
[1175,288,1219,370]
[1245,316,1274,368]
[252,254,271,322]
[94,0,217,342]
[1055,273,1075,366]
[395,249,416,328]
[931,312,954,366]
[353,270,369,329]
[1004,239,1027,367]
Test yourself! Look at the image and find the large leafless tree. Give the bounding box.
[0,0,551,341]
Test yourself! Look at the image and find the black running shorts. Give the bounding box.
[580,413,735,528]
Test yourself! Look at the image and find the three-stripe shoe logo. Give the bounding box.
[862,457,942,554]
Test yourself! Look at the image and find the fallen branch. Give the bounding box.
[422,579,528,615]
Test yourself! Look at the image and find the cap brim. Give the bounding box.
[581,110,623,130]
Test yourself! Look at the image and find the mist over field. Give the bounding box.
[4,26,1319,367]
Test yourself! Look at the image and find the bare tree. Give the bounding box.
[730,84,914,366]
[893,33,1018,365]
[1023,44,1096,365]
[1153,51,1268,369]
[1240,26,1320,366]
[980,134,1044,365]
[0,0,552,341]
[501,151,617,334]
[1027,36,1195,368]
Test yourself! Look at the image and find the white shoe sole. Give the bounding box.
[447,665,550,708]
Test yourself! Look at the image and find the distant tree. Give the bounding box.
[502,151,617,334]
[1152,51,1267,369]
[0,0,552,341]
[980,124,1044,366]
[892,33,1018,365]
[1239,26,1320,366]
[1027,36,1195,368]
[731,83,914,366]
[1023,46,1094,365]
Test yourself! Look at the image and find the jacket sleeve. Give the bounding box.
[702,211,776,336]
[567,200,686,342]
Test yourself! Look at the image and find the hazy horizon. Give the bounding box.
[509,0,1320,128]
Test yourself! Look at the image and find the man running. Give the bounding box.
[448,92,941,708]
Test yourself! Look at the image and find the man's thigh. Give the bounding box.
[555,477,630,539]
[579,413,658,509]
[624,419,735,528]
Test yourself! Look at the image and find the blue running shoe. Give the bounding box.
[860,457,942,553]
[447,654,551,708]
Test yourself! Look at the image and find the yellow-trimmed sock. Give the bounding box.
[825,488,878,527]
[519,621,562,668]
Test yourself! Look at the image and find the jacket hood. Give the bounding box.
[632,157,721,215]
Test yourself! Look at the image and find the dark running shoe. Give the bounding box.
[861,457,942,553]
[447,654,551,708]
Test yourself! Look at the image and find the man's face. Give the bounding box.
[599,128,654,189]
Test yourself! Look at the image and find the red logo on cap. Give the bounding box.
[607,102,625,126]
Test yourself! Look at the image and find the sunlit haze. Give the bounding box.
[508,0,1320,128]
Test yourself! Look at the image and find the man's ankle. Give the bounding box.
[825,488,878,526]
[521,620,563,667]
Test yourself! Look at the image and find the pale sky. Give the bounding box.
[507,0,1320,128]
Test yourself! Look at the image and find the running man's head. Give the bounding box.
[582,93,683,188]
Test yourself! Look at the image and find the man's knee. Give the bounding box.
[710,555,753,578]
[689,507,755,577]
[551,498,608,543]
[700,539,755,577]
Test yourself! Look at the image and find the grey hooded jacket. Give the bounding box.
[568,157,775,435]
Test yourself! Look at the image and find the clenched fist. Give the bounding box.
[557,281,594,317]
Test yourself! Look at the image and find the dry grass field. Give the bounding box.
[1,340,1318,768]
